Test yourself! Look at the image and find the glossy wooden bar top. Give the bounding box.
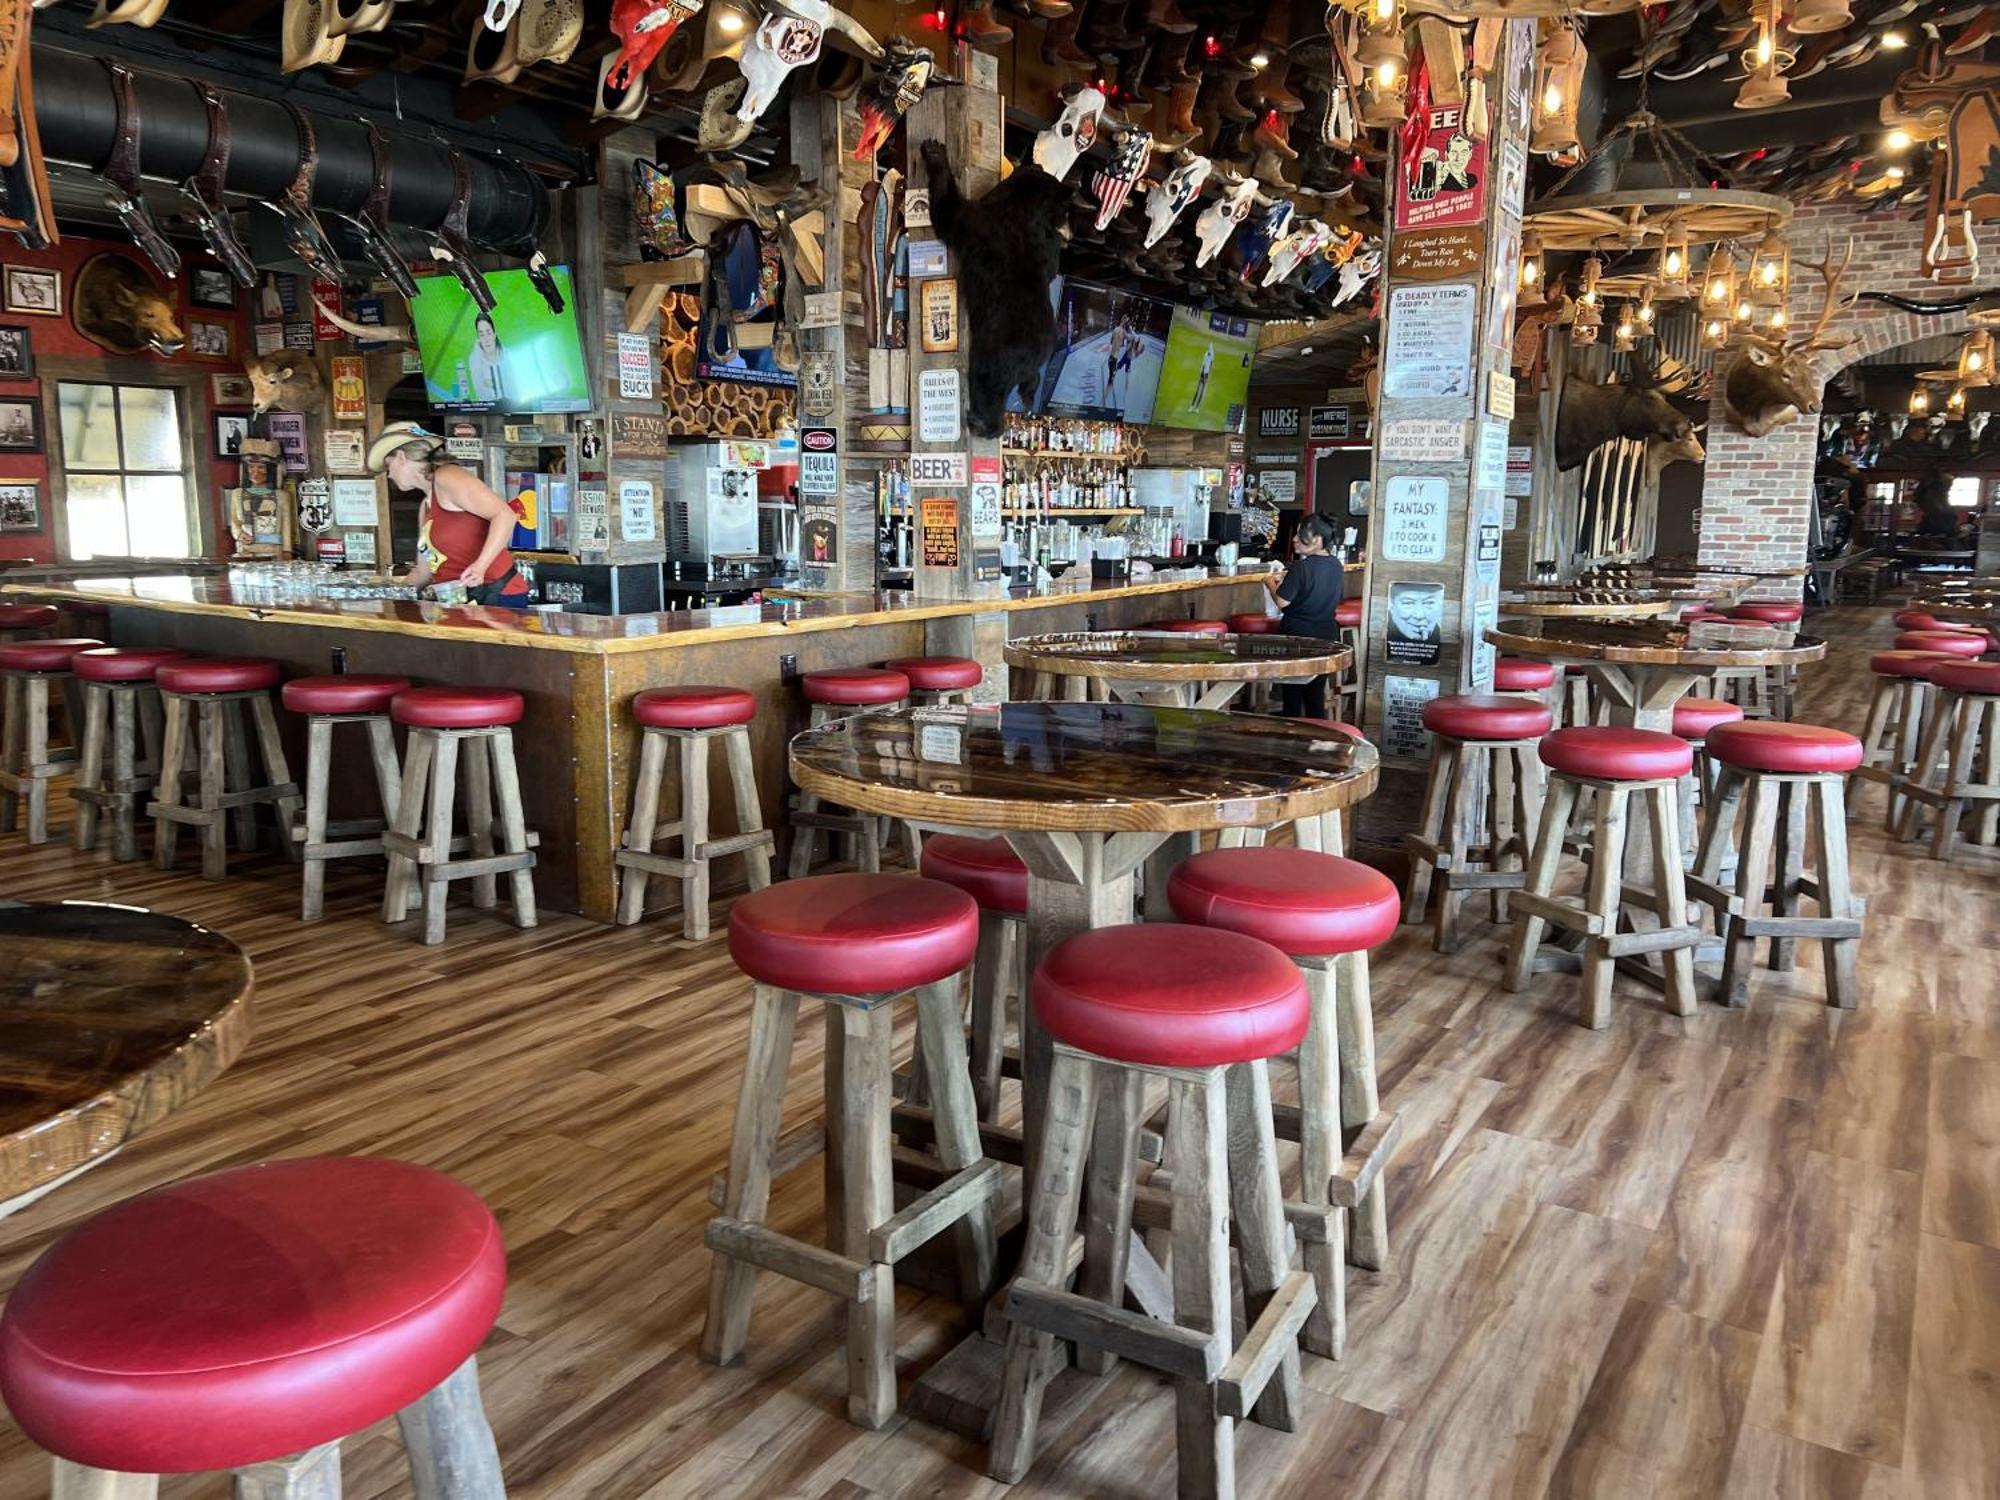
[1498,588,1680,618]
[0,902,252,1207]
[1489,615,1830,668]
[1004,629,1349,682]
[790,702,1378,832]
[3,570,1266,657]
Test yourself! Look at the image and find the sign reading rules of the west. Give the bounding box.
[1258,407,1301,440]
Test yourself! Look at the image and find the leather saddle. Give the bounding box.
[179,81,256,288]
[102,62,181,280]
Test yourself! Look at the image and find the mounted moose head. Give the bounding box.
[1723,236,1856,438]
[1555,352,1705,474]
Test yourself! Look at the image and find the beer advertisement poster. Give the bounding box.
[1394,74,1486,232]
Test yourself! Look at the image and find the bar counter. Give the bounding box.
[7,570,1267,919]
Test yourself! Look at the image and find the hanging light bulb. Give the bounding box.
[1702,249,1738,312]
[1751,228,1791,305]
[1356,0,1407,68]
[1519,232,1545,297]
[1734,294,1754,325]
[1657,224,1691,296]
[1736,0,1795,108]
[1948,384,1968,417]
[1765,304,1789,333]
[1614,302,1637,352]
[1359,56,1406,126]
[1960,328,1994,387]
[1703,316,1731,350]
[1910,384,1931,417]
[1636,281,1657,328]
[1578,254,1603,309]
[1571,296,1602,345]
[1531,22,1586,156]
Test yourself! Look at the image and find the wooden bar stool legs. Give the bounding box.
[148,664,301,881]
[382,725,539,944]
[0,640,100,845]
[1895,678,2000,860]
[617,715,775,938]
[71,677,168,862]
[297,714,402,922]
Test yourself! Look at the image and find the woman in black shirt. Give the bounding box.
[1264,514,1345,718]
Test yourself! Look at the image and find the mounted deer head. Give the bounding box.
[1723,234,1856,438]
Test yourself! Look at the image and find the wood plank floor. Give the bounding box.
[0,603,1996,1499]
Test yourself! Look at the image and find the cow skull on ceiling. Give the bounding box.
[1033,86,1105,183]
[1142,151,1211,249]
[1193,174,1259,268]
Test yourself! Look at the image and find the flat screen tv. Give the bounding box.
[1156,307,1260,434]
[410,266,590,414]
[1034,280,1173,424]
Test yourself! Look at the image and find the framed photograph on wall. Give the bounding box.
[0,395,42,453]
[0,481,40,531]
[189,267,238,310]
[2,266,61,318]
[0,325,32,379]
[211,372,255,405]
[214,412,251,458]
[189,319,233,359]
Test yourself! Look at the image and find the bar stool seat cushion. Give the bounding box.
[0,1157,504,1476]
[1493,657,1557,691]
[802,668,910,706]
[1155,619,1227,634]
[1168,848,1399,957]
[1540,726,1693,781]
[1422,693,1555,741]
[72,647,188,684]
[884,656,983,691]
[920,834,1028,915]
[1334,599,1362,627]
[729,873,979,995]
[1871,649,1957,679]
[632,685,756,729]
[0,604,58,631]
[1895,631,1988,657]
[391,686,525,729]
[1683,609,1732,624]
[1228,613,1279,634]
[1705,720,1864,775]
[282,674,413,716]
[156,657,281,695]
[0,638,104,674]
[1894,609,1947,630]
[1672,697,1745,740]
[1728,602,1804,624]
[1033,925,1308,1069]
[1926,659,2000,696]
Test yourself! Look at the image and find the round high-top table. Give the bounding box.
[1005,630,1349,711]
[791,701,1376,1427]
[1499,588,1680,619]
[1,901,253,1216]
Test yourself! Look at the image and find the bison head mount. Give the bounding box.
[1555,351,1705,474]
[72,253,184,358]
[1723,235,1856,439]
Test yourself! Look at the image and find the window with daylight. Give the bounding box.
[57,381,196,560]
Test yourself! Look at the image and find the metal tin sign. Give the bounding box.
[612,411,669,460]
[1384,283,1476,400]
[920,495,959,567]
[909,452,968,487]
[1390,226,1486,281]
[1308,405,1350,440]
[1395,90,1488,232]
[918,368,961,443]
[1258,406,1301,439]
[1380,418,1466,463]
[1381,475,1450,562]
[800,427,838,497]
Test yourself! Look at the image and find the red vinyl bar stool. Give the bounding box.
[616,686,774,938]
[1726,601,1804,625]
[1168,847,1403,1356]
[1334,598,1363,720]
[1688,721,1865,1008]
[1896,659,2000,859]
[381,687,539,944]
[788,667,911,878]
[0,602,57,641]
[884,654,984,705]
[70,646,185,862]
[1228,612,1279,635]
[282,674,411,922]
[1154,618,1228,634]
[0,1158,506,1498]
[1851,649,1957,828]
[148,658,301,881]
[702,873,997,1429]
[1402,693,1552,953]
[1494,656,1557,701]
[0,637,100,844]
[1671,696,1745,864]
[920,834,1028,1121]
[989,925,1317,1496]
[1505,727,1703,1028]
[1895,629,1988,657]
[1894,608,1945,629]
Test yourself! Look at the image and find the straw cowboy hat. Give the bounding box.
[366,421,443,474]
[515,0,584,67]
[592,50,652,120]
[324,0,395,38]
[86,0,171,27]
[464,10,525,84]
[282,0,348,72]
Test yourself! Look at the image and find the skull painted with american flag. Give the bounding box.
[1090,125,1153,232]
[1143,151,1211,248]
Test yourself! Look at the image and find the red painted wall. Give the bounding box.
[0,235,251,563]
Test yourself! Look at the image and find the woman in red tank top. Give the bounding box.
[367,422,531,606]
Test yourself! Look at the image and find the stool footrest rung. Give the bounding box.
[893,1103,1025,1167]
[422,850,538,882]
[1732,914,1866,940]
[384,831,542,865]
[1439,867,1529,891]
[708,1121,828,1209]
[1215,1270,1318,1421]
[1268,1107,1403,1209]
[1129,1179,1335,1245]
[868,1160,1003,1264]
[704,1218,878,1303]
[301,837,387,860]
[701,829,777,859]
[1511,890,1603,934]
[1598,923,1705,959]
[1004,1283,1222,1381]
